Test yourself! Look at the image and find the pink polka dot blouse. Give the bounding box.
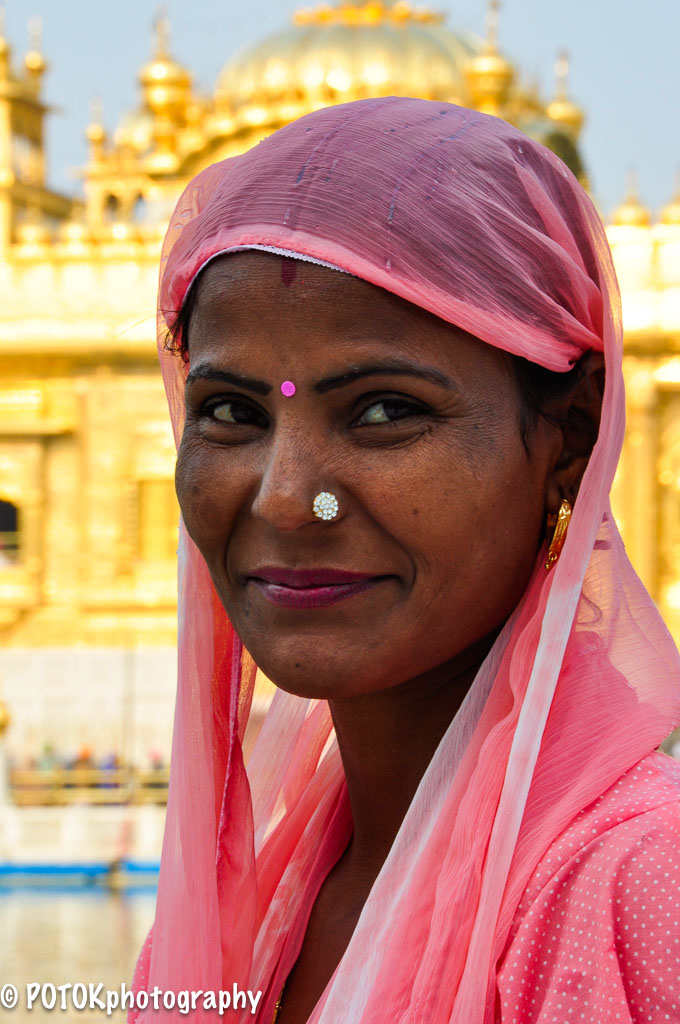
[497,751,680,1022]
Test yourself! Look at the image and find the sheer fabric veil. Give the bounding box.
[130,98,680,1023]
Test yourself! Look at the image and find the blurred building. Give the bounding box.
[0,0,679,769]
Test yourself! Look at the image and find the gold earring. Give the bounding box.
[545,498,572,571]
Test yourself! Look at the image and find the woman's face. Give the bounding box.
[176,252,564,698]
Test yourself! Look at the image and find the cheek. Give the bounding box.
[175,438,235,553]
[396,435,544,593]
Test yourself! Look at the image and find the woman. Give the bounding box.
[132,98,680,1023]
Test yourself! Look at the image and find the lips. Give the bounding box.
[250,566,376,587]
[247,566,385,609]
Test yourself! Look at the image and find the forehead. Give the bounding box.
[189,251,471,356]
[193,250,416,321]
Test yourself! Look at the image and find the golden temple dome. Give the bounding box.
[611,170,651,227]
[85,3,589,224]
[139,13,192,120]
[293,1,442,24]
[215,0,481,126]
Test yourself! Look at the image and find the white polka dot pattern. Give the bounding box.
[496,752,680,1022]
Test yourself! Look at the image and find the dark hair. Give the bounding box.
[167,267,595,452]
[512,355,595,452]
[164,278,201,362]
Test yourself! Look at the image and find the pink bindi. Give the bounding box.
[280,381,296,397]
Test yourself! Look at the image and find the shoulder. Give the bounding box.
[530,750,680,889]
[496,753,680,1023]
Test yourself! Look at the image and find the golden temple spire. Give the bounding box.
[554,49,569,99]
[546,50,584,137]
[152,8,171,60]
[660,170,680,226]
[0,8,11,79]
[24,16,47,81]
[611,167,651,227]
[139,10,191,122]
[464,0,514,116]
[86,96,106,163]
[484,0,499,53]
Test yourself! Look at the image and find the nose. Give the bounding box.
[250,433,340,532]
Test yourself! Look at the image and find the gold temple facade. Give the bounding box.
[1,0,680,673]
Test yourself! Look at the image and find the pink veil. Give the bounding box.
[131,98,680,1022]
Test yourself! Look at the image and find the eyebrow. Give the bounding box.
[314,360,456,393]
[185,367,272,395]
[184,359,456,395]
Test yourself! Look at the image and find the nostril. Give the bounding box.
[251,483,322,532]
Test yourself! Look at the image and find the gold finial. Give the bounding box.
[660,169,680,226]
[25,15,46,77]
[152,8,171,59]
[611,167,651,227]
[139,9,191,121]
[90,94,104,123]
[464,0,514,116]
[0,6,11,72]
[484,0,500,52]
[624,167,642,203]
[86,95,106,157]
[28,15,42,52]
[555,50,569,99]
[546,49,584,137]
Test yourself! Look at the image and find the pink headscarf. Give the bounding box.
[132,98,680,1023]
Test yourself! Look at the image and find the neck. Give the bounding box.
[329,633,495,876]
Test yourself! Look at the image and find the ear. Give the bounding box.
[545,351,605,515]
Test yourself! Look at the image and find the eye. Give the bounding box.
[205,399,268,427]
[355,397,427,426]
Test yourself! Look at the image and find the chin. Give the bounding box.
[269,676,336,701]
[252,659,346,700]
[247,645,379,702]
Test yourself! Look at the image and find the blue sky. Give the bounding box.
[6,0,679,217]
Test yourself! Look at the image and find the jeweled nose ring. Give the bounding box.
[313,491,339,521]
